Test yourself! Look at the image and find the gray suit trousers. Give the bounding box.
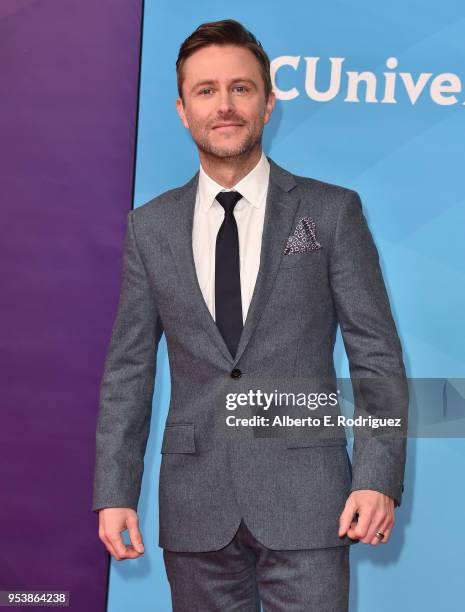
[163,519,350,612]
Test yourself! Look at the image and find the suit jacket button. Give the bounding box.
[231,368,242,379]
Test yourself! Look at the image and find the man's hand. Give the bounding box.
[98,508,145,560]
[338,490,395,545]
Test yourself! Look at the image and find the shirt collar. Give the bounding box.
[198,151,270,212]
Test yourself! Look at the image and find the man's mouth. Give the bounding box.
[212,123,244,130]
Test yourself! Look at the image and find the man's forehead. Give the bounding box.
[183,45,261,76]
[187,43,252,60]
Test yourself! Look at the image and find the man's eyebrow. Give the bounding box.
[190,77,257,92]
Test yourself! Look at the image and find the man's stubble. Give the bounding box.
[187,115,264,160]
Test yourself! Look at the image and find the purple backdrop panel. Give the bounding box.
[0,1,143,610]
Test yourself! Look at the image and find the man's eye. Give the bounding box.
[199,88,213,95]
[234,86,249,93]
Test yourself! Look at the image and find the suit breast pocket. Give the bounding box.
[279,248,325,270]
[161,423,196,454]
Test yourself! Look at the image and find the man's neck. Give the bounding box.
[199,146,262,189]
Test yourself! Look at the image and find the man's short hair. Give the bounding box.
[176,19,272,102]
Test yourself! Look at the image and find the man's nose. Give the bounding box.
[216,89,235,114]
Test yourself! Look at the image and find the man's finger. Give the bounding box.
[347,504,373,541]
[100,533,122,561]
[107,530,129,559]
[120,544,144,559]
[369,502,395,545]
[338,500,358,538]
[364,512,388,545]
[127,516,145,554]
[370,517,394,546]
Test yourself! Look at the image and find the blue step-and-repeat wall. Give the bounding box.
[108,2,465,610]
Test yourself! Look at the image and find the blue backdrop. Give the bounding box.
[109,1,465,610]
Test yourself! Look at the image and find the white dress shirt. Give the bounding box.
[192,151,270,325]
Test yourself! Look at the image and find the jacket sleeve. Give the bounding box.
[329,190,408,507]
[92,210,164,512]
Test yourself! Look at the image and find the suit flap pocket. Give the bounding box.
[286,437,347,449]
[161,423,196,454]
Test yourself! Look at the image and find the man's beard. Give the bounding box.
[190,121,263,159]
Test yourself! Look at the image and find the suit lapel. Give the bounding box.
[168,156,301,364]
[168,171,233,362]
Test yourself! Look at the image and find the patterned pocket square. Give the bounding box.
[283,216,322,255]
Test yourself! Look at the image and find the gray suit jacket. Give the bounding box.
[92,156,408,552]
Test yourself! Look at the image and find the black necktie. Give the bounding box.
[215,190,244,358]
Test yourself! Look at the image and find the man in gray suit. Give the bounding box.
[93,19,408,611]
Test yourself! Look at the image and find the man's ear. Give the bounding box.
[176,97,190,129]
[263,90,276,125]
